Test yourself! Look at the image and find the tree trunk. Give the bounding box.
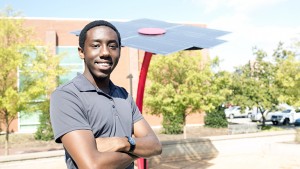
[183,125,187,139]
[258,107,266,127]
[5,110,9,156]
[183,114,187,139]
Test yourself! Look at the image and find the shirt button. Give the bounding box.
[112,105,115,108]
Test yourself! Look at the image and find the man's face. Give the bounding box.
[79,26,120,80]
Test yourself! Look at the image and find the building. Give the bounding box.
[2,18,207,133]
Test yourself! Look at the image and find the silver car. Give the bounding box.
[225,106,251,119]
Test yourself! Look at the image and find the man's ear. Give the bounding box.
[78,47,84,59]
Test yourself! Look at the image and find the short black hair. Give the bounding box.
[79,20,121,50]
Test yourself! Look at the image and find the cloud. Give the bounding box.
[186,0,298,72]
[209,25,300,72]
[193,0,287,13]
[194,0,297,72]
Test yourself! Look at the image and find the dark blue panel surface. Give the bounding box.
[172,25,229,38]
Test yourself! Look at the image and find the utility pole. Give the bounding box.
[126,74,133,96]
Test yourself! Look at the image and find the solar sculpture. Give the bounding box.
[72,18,229,169]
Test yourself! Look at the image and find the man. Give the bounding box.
[50,20,162,169]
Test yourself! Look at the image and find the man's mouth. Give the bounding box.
[95,62,112,69]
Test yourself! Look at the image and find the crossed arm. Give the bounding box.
[61,119,162,169]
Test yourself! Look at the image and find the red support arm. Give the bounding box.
[136,51,153,169]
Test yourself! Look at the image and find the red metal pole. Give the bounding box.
[136,51,153,169]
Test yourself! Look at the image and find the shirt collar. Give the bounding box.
[73,73,116,93]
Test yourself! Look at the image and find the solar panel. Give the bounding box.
[123,35,194,55]
[172,25,229,38]
[71,18,229,55]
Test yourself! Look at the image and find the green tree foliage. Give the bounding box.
[34,100,54,141]
[205,106,228,128]
[144,51,231,134]
[228,42,300,126]
[274,43,300,107]
[0,7,66,155]
[229,47,279,126]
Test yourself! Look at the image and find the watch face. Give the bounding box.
[128,137,136,145]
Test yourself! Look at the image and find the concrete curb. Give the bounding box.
[204,129,296,141]
[0,150,65,163]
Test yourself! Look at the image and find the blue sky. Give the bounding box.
[1,0,299,71]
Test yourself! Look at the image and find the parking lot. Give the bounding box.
[229,116,298,129]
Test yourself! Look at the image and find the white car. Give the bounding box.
[271,108,300,125]
[250,109,277,122]
[225,106,252,119]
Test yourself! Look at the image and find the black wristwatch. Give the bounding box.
[126,136,136,153]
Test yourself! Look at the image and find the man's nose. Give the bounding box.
[100,46,109,57]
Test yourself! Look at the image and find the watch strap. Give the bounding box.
[126,136,136,153]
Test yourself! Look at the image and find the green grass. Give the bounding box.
[0,133,35,145]
[261,125,284,131]
[0,133,57,149]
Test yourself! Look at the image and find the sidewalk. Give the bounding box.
[0,129,299,169]
[208,130,300,169]
[152,129,300,169]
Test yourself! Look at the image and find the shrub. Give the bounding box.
[34,100,54,141]
[204,106,228,128]
[161,111,184,134]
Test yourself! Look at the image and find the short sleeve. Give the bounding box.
[130,95,144,124]
[50,89,91,143]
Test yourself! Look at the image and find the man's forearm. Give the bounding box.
[90,151,136,169]
[61,131,136,169]
[130,135,162,158]
[94,137,138,168]
[95,135,161,159]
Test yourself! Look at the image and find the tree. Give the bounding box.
[0,7,66,155]
[144,51,231,134]
[274,42,300,107]
[229,45,281,126]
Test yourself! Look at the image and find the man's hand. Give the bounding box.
[96,137,129,152]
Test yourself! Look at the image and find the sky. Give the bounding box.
[1,0,300,71]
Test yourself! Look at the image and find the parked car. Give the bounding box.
[294,118,300,126]
[225,106,252,119]
[250,108,277,122]
[271,108,300,125]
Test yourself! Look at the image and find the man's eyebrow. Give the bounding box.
[91,39,118,43]
[107,39,120,45]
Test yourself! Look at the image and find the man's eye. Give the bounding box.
[92,44,100,48]
[109,44,118,49]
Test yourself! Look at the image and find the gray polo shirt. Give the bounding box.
[50,73,143,169]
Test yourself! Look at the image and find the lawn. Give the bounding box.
[0,133,63,156]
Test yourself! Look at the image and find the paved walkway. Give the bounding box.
[208,131,300,169]
[0,130,299,169]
